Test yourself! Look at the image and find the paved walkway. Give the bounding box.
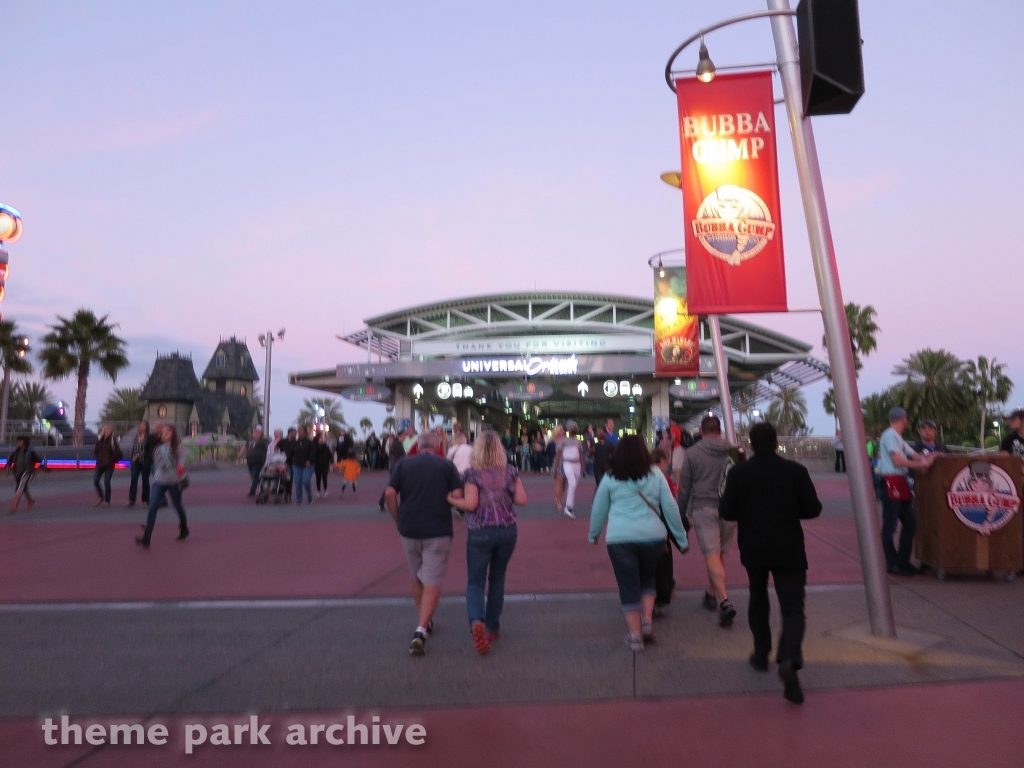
[2,468,1021,766]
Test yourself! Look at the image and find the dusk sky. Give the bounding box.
[2,0,1021,436]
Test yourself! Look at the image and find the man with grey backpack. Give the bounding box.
[677,414,737,627]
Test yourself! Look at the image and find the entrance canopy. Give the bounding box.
[290,292,828,430]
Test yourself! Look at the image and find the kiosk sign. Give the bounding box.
[675,71,787,314]
[946,461,1020,535]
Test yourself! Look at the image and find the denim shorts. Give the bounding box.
[606,540,665,612]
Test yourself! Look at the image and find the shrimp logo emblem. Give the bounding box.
[946,461,1020,535]
[692,185,777,266]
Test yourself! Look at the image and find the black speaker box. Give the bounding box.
[797,0,865,115]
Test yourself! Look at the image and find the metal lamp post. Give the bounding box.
[0,204,25,445]
[257,329,285,436]
[663,2,896,638]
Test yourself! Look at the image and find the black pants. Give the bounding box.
[835,450,846,473]
[881,496,916,569]
[745,567,806,667]
[654,543,674,606]
[314,466,329,491]
[129,461,152,504]
[93,466,114,502]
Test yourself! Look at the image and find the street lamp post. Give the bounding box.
[0,335,30,443]
[664,2,896,638]
[257,329,285,436]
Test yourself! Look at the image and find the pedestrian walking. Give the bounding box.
[135,425,189,548]
[878,407,935,575]
[125,421,157,507]
[548,425,566,513]
[588,435,687,652]
[719,422,823,704]
[7,435,40,514]
[517,434,531,473]
[314,433,333,498]
[678,415,738,627]
[447,431,473,476]
[384,431,465,656]
[339,454,361,495]
[447,430,527,655]
[242,426,269,497]
[649,448,679,616]
[834,429,846,473]
[378,426,409,511]
[278,428,297,501]
[291,426,315,505]
[93,425,121,507]
[554,421,583,519]
[593,427,611,487]
[365,431,381,469]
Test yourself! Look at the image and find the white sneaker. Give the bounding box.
[563,508,576,519]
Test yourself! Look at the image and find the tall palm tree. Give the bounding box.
[823,303,879,373]
[382,415,397,432]
[10,381,53,421]
[891,349,967,438]
[38,309,129,446]
[861,390,897,440]
[359,416,373,436]
[0,319,34,438]
[961,356,1013,449]
[99,387,146,425]
[297,397,346,434]
[766,387,808,436]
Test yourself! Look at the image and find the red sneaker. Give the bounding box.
[471,621,490,655]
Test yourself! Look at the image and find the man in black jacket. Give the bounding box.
[719,421,822,704]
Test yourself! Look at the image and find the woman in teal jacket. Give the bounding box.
[589,435,687,651]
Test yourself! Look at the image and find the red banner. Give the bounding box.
[654,266,699,377]
[675,71,787,314]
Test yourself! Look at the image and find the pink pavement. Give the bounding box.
[4,679,1022,767]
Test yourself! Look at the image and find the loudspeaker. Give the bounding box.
[797,0,864,116]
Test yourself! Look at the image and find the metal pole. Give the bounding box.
[708,315,736,443]
[0,362,9,443]
[263,333,272,435]
[768,0,896,637]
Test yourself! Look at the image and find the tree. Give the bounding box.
[382,415,397,432]
[38,309,129,446]
[359,416,373,436]
[961,356,1013,449]
[766,387,808,436]
[861,390,897,439]
[9,381,53,421]
[99,387,146,425]
[297,397,346,434]
[891,349,968,438]
[823,303,879,373]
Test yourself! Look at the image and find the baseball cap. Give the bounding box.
[919,418,936,428]
[888,407,907,421]
[1005,408,1024,421]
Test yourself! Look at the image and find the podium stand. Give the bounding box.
[914,455,1023,580]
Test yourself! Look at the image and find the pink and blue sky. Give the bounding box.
[1,0,1021,435]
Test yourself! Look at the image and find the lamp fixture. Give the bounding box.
[696,40,716,83]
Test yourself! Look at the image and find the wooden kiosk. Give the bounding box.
[914,455,1023,580]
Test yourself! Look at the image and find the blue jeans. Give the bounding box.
[129,461,151,504]
[466,525,518,633]
[142,482,187,541]
[293,465,313,504]
[93,466,114,503]
[881,497,916,569]
[247,462,262,495]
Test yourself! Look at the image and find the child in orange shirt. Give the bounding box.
[338,457,361,495]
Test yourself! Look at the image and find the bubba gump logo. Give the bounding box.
[946,461,1021,535]
[692,185,776,266]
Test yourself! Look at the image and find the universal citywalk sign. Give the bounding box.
[675,71,788,314]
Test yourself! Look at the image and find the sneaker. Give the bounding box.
[471,621,491,655]
[779,659,804,704]
[135,536,150,548]
[749,652,769,672]
[652,604,667,618]
[25,500,35,510]
[641,618,655,643]
[563,508,576,519]
[409,631,426,656]
[718,600,737,627]
[887,564,915,577]
[701,592,717,611]
[426,619,434,636]
[625,633,644,652]
[177,527,190,541]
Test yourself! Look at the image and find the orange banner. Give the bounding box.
[654,266,699,378]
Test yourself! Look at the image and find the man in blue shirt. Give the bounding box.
[604,418,620,447]
[878,407,935,575]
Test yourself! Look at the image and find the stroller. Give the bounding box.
[256,454,290,505]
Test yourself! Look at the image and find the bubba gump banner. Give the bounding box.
[675,71,787,314]
[654,266,699,377]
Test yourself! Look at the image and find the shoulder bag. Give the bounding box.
[637,489,688,554]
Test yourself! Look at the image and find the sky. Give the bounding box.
[1,0,1022,436]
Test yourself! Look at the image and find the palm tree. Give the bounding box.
[297,397,346,434]
[891,349,967,438]
[382,415,397,432]
[359,416,373,436]
[0,319,34,438]
[38,309,129,446]
[766,387,808,436]
[99,387,146,425]
[961,356,1013,449]
[861,389,897,439]
[9,381,53,421]
[823,303,879,373]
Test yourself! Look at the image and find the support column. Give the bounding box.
[393,386,414,431]
[708,315,736,444]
